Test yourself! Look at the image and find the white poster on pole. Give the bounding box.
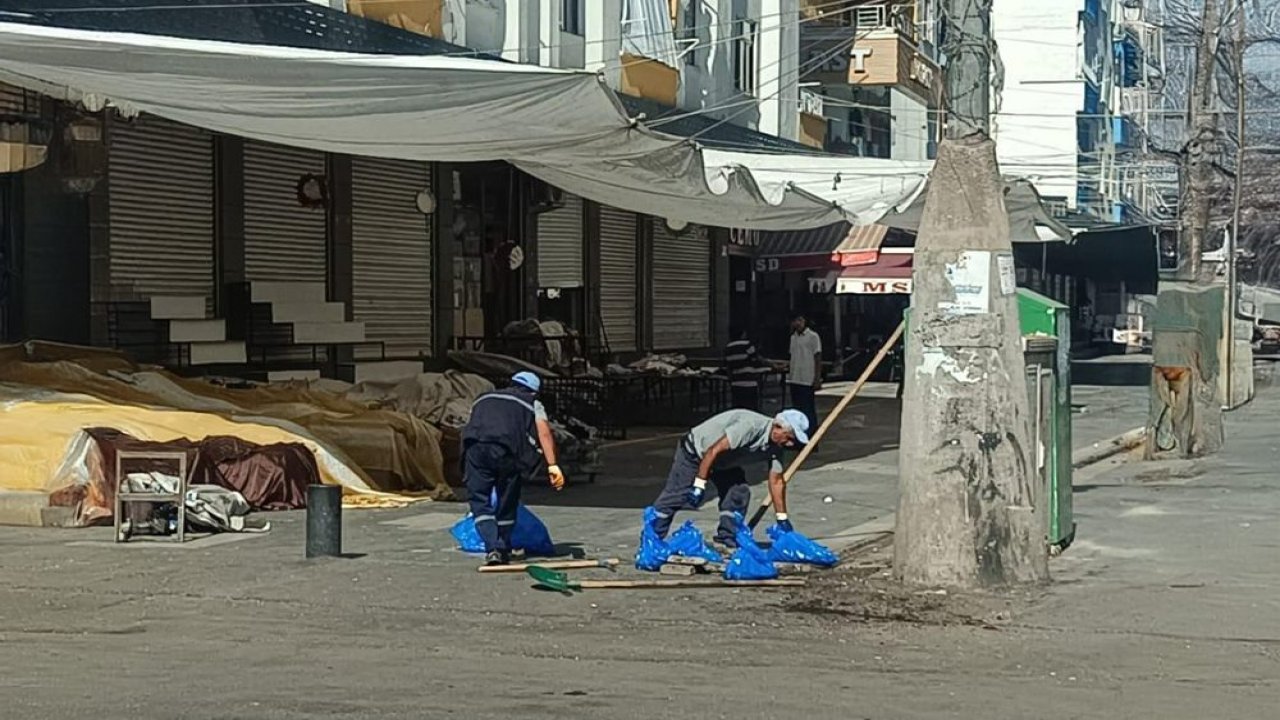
[940,250,991,315]
[997,253,1017,295]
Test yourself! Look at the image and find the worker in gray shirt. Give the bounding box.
[648,408,810,547]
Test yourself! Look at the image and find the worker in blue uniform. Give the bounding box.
[648,408,810,548]
[462,371,565,565]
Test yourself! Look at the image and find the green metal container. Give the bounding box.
[902,288,1075,550]
[1017,289,1075,550]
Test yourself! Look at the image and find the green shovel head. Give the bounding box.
[526,565,578,592]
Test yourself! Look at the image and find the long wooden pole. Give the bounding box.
[747,319,906,529]
[478,558,619,573]
[575,578,806,589]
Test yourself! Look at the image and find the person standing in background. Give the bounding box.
[723,327,770,411]
[787,314,822,431]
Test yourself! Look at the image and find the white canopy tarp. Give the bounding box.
[0,21,934,230]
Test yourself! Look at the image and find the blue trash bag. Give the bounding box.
[634,506,673,571]
[450,514,486,553]
[766,524,839,567]
[723,513,778,580]
[512,505,556,556]
[667,521,724,563]
[450,488,556,556]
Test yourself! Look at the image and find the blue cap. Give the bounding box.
[775,409,811,445]
[512,371,541,393]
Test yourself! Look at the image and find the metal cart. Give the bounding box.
[114,450,189,544]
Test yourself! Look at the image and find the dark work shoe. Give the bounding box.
[484,551,508,566]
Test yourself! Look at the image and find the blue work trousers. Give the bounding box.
[464,442,524,553]
[650,444,750,546]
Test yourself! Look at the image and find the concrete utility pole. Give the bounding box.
[1146,0,1226,459]
[1181,0,1223,283]
[894,0,1049,588]
[1225,0,1253,409]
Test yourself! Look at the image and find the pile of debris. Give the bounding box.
[608,352,716,377]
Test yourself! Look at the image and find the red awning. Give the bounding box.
[753,222,892,272]
[834,224,891,253]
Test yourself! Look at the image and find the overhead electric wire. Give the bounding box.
[647,29,864,132]
[683,29,868,143]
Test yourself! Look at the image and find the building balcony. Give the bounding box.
[1121,16,1165,77]
[1118,87,1151,118]
[800,1,937,56]
[799,4,941,108]
[1083,78,1101,115]
[1076,180,1104,218]
[802,2,914,33]
[1077,114,1107,155]
[347,0,447,39]
[1111,200,1143,225]
[1113,114,1139,149]
[1116,29,1144,88]
[619,57,680,106]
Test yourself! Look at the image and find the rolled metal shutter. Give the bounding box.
[352,157,433,359]
[651,218,710,350]
[106,116,215,299]
[0,82,36,115]
[243,141,327,283]
[536,192,584,288]
[598,205,637,352]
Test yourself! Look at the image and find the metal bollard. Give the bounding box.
[305,484,342,558]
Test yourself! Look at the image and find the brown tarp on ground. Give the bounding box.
[52,429,317,526]
[0,340,137,374]
[341,371,494,489]
[345,370,494,428]
[447,349,560,379]
[5,385,407,522]
[0,356,456,500]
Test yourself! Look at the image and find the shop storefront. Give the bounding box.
[744,223,910,365]
[832,247,913,378]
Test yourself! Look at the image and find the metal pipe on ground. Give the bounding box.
[305,484,342,558]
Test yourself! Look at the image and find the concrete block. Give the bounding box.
[188,341,248,365]
[270,301,346,324]
[0,490,48,527]
[291,321,366,344]
[40,506,77,528]
[149,295,207,320]
[168,319,226,343]
[250,281,327,304]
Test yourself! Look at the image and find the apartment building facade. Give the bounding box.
[993,0,1166,224]
[798,0,941,160]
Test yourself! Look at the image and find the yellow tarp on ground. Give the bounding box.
[0,341,458,505]
[0,386,372,495]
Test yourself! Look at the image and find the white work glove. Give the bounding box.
[548,464,566,491]
[688,477,707,507]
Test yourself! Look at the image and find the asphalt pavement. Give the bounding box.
[7,381,1273,720]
